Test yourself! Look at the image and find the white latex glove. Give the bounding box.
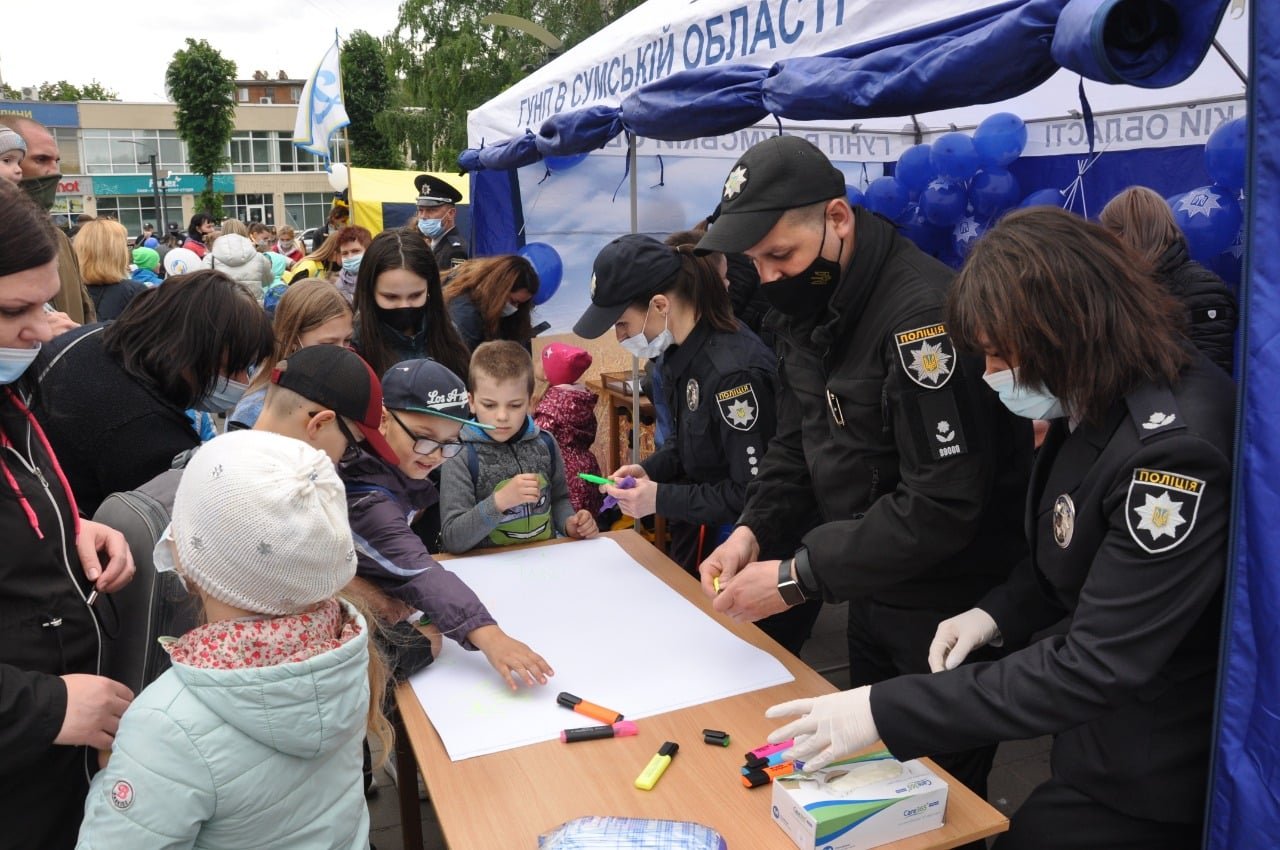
[928,607,1000,673]
[765,686,878,771]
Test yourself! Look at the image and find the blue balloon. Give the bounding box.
[1019,188,1067,209]
[953,215,990,259]
[1168,185,1244,262]
[1206,222,1244,291]
[931,133,981,183]
[1204,117,1246,192]
[863,176,911,222]
[920,180,968,227]
[898,205,951,257]
[544,152,589,172]
[895,144,937,192]
[845,183,865,208]
[517,242,563,305]
[969,168,1022,219]
[973,113,1028,168]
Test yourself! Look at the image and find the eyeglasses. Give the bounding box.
[387,409,464,458]
[314,412,363,463]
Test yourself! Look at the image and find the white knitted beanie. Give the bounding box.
[171,430,356,616]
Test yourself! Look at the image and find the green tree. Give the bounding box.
[385,0,645,170]
[166,39,236,216]
[340,30,403,169]
[32,80,119,101]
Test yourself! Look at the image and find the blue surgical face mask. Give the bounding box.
[418,218,444,239]
[500,301,519,318]
[983,367,1066,420]
[619,303,673,360]
[0,342,41,385]
[195,375,250,413]
[341,255,363,273]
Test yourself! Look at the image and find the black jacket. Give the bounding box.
[1158,240,1237,374]
[32,324,199,515]
[739,209,1031,610]
[433,227,468,272]
[86,279,148,322]
[872,353,1234,825]
[641,322,777,527]
[0,386,100,848]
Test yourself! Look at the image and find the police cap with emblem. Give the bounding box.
[415,174,463,208]
[572,234,682,339]
[696,135,845,256]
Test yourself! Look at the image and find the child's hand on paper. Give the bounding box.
[699,525,761,598]
[468,625,554,690]
[494,473,542,513]
[565,509,599,540]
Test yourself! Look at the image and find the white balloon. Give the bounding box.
[163,247,202,277]
[328,163,349,192]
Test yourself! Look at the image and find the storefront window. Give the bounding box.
[95,197,184,240]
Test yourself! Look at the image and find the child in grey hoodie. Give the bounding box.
[440,341,598,553]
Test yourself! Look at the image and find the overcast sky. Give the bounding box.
[0,0,404,103]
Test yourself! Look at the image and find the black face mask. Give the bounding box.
[20,173,60,211]
[761,224,843,318]
[378,305,426,334]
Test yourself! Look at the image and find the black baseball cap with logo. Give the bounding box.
[380,358,490,429]
[270,345,400,465]
[572,234,682,339]
[696,135,845,255]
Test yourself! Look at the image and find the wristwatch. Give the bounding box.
[776,558,806,607]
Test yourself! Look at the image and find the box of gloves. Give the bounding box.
[770,751,947,850]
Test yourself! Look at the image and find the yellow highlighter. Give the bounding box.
[635,741,679,791]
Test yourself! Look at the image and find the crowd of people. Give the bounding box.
[0,109,1240,850]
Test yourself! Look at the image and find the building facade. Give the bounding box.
[0,99,341,236]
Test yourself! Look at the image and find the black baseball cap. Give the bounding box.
[696,135,845,255]
[414,174,463,208]
[572,234,682,339]
[270,346,400,466]
[381,358,490,428]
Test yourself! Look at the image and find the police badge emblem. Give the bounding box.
[686,378,700,411]
[1125,467,1205,554]
[1052,494,1075,548]
[716,383,758,431]
[895,323,956,389]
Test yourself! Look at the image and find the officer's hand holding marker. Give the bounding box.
[698,525,760,598]
[765,686,879,772]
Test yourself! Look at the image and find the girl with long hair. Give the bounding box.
[443,254,539,351]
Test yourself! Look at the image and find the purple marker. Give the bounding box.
[601,475,636,511]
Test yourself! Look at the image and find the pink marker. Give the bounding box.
[746,739,794,760]
[560,721,639,743]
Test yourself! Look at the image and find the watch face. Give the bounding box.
[777,580,806,606]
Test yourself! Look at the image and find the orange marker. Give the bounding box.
[557,691,624,725]
[741,761,797,788]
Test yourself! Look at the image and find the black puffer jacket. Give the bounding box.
[1157,240,1237,374]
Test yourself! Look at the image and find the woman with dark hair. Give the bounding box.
[443,254,538,351]
[1099,185,1237,373]
[0,178,135,849]
[764,207,1234,850]
[570,235,789,596]
[183,213,216,259]
[351,229,470,380]
[33,270,274,514]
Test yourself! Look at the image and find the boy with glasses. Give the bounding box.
[340,358,553,691]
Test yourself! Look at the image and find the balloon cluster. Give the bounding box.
[866,113,1047,268]
[1166,116,1246,288]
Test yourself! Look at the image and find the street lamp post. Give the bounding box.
[116,140,166,234]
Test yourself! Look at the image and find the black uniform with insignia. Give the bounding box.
[871,352,1233,848]
[413,173,469,272]
[701,135,1032,806]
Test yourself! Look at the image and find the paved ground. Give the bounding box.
[368,601,1051,850]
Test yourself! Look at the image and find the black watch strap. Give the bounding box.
[776,558,805,607]
[792,546,820,600]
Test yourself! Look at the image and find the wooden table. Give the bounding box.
[394,531,1008,849]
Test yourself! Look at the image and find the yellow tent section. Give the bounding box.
[348,168,470,235]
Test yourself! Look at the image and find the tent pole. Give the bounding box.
[1213,39,1249,85]
[629,134,641,467]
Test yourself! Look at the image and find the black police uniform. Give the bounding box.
[433,227,469,272]
[871,352,1234,850]
[642,321,777,563]
[739,208,1032,799]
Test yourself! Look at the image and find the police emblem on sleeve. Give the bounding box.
[895,324,955,389]
[716,383,758,431]
[1125,468,1205,554]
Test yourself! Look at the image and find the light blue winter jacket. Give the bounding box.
[76,604,372,850]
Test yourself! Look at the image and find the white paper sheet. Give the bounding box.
[408,537,794,761]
